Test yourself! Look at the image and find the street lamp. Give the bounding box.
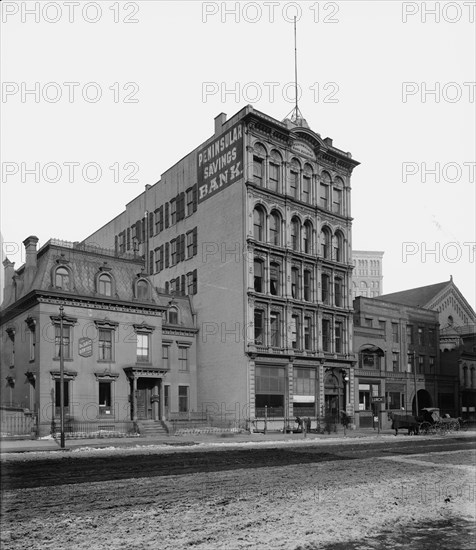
[59,305,65,449]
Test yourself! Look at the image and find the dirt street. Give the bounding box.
[1,440,475,549]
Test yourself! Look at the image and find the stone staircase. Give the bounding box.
[138,420,169,437]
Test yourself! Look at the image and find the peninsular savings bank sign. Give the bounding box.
[197,122,243,203]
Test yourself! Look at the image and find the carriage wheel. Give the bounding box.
[419,421,432,435]
[436,423,447,436]
[449,420,460,432]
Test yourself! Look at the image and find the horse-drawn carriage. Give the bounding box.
[389,407,462,436]
[418,407,461,435]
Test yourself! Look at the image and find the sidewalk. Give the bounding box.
[0,427,436,454]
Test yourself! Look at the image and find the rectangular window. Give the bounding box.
[162,345,170,369]
[428,329,435,346]
[321,274,330,305]
[55,380,69,409]
[137,333,150,363]
[407,352,413,373]
[270,264,280,296]
[335,321,343,353]
[178,347,189,371]
[270,312,280,347]
[254,260,263,293]
[304,270,311,301]
[334,278,343,307]
[406,325,414,344]
[291,268,299,299]
[418,327,424,346]
[418,356,425,373]
[170,199,177,225]
[186,231,194,258]
[291,315,300,349]
[429,356,435,372]
[187,272,194,296]
[386,391,402,410]
[55,325,71,359]
[378,320,386,330]
[358,383,379,411]
[332,188,342,214]
[178,386,189,412]
[304,317,312,350]
[255,366,285,417]
[392,352,400,372]
[99,382,112,415]
[392,323,399,342]
[293,368,316,396]
[269,163,279,192]
[254,310,264,345]
[98,329,113,361]
[126,228,131,250]
[186,188,194,216]
[322,319,331,352]
[253,157,263,186]
[170,239,177,266]
[155,247,160,273]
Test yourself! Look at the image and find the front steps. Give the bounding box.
[138,420,169,437]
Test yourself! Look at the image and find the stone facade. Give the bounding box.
[351,250,384,299]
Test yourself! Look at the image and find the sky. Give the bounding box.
[1,0,475,308]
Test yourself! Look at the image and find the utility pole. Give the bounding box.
[59,305,65,449]
[413,351,419,417]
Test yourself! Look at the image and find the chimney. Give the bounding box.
[23,236,39,289]
[23,236,39,269]
[324,137,333,147]
[2,257,15,305]
[214,113,227,135]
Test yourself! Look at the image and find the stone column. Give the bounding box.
[152,381,159,420]
[132,376,138,422]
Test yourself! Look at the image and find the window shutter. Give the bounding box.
[142,217,146,241]
[135,220,142,243]
[149,251,154,274]
[158,206,164,232]
[126,228,131,250]
[193,184,198,212]
[192,227,198,256]
[181,274,186,295]
[114,235,118,253]
[165,281,169,294]
[148,212,154,237]
[159,245,164,271]
[165,203,169,229]
[178,192,185,221]
[192,269,198,295]
[176,235,181,264]
[165,242,169,268]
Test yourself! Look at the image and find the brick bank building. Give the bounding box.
[84,106,360,429]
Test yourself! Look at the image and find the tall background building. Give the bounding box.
[352,250,384,299]
[84,105,360,428]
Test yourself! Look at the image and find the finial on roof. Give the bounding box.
[450,275,453,281]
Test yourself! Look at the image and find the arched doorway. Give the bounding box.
[412,389,432,416]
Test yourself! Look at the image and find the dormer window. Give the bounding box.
[98,273,112,296]
[136,279,150,300]
[168,307,179,325]
[55,267,70,290]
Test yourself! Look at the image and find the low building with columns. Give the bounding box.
[83,105,360,429]
[0,237,197,436]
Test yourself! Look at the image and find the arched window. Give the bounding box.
[291,217,301,251]
[168,307,179,325]
[289,159,300,199]
[333,177,344,215]
[303,221,313,254]
[302,164,313,204]
[319,172,331,209]
[55,267,70,290]
[334,231,345,262]
[320,227,331,259]
[136,279,150,300]
[98,273,112,296]
[253,143,266,187]
[269,150,282,192]
[253,206,265,242]
[269,211,281,246]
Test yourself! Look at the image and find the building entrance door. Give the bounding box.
[136,379,155,420]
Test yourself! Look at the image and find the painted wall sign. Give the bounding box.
[78,337,93,357]
[197,122,243,203]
